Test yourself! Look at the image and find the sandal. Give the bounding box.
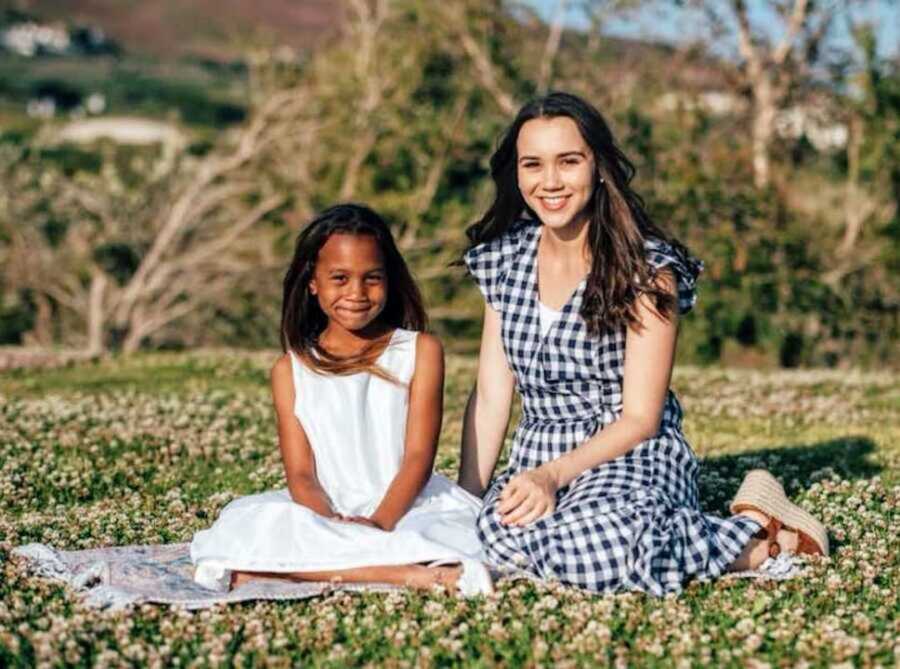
[729,469,829,557]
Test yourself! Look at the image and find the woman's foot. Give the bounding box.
[727,469,828,572]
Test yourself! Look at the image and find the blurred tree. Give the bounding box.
[0,0,895,365]
[0,89,313,353]
[689,0,860,188]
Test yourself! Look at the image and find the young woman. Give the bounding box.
[458,92,828,595]
[191,204,492,596]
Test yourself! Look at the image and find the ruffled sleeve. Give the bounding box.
[463,220,531,312]
[644,237,703,314]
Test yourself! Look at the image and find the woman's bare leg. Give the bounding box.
[231,563,461,591]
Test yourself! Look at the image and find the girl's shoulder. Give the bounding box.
[270,352,297,407]
[271,352,293,383]
[405,330,443,386]
[412,330,442,360]
[374,328,429,386]
[390,328,441,363]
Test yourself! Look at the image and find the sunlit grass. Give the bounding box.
[1,352,897,667]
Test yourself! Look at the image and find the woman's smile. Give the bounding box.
[538,194,571,211]
[516,116,595,232]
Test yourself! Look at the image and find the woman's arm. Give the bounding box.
[458,304,516,497]
[498,272,678,526]
[367,333,445,531]
[271,355,339,519]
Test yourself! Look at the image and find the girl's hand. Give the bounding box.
[498,464,559,527]
[339,515,383,530]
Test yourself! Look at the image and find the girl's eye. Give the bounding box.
[366,275,384,284]
[331,275,347,283]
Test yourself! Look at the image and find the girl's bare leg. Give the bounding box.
[231,563,461,591]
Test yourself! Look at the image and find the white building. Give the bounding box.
[1,22,70,57]
[54,117,187,148]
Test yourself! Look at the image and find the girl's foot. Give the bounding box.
[456,559,494,597]
[730,469,829,559]
[427,560,494,597]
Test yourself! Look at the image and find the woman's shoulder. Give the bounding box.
[463,218,537,310]
[466,217,537,258]
[643,236,704,314]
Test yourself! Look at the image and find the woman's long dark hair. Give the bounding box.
[465,91,689,333]
[281,204,427,378]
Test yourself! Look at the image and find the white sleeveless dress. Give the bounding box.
[190,328,484,589]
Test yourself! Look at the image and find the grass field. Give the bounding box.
[1,352,898,667]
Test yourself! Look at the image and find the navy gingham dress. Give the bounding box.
[464,219,759,595]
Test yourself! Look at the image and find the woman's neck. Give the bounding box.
[539,215,591,269]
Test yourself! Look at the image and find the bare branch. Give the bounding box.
[537,0,568,94]
[401,93,470,248]
[731,0,763,80]
[772,0,810,66]
[445,3,518,115]
[154,192,286,296]
[337,0,389,199]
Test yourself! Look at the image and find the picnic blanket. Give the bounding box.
[11,542,803,611]
[11,542,398,611]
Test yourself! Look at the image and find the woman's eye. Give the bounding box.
[562,158,580,166]
[521,161,539,169]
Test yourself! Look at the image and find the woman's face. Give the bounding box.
[516,116,596,233]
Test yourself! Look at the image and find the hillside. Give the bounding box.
[5,0,342,61]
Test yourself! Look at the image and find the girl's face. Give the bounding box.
[309,233,388,334]
[516,116,596,232]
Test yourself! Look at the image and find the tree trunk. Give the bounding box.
[121,305,146,354]
[86,270,107,355]
[839,113,864,255]
[27,292,54,347]
[752,81,776,189]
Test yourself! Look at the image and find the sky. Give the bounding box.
[524,0,899,61]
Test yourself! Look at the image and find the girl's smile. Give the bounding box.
[309,233,388,337]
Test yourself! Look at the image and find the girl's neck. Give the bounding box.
[318,321,393,356]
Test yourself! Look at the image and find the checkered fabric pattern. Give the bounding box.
[464,219,759,595]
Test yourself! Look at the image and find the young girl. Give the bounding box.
[191,204,492,596]
[458,92,828,595]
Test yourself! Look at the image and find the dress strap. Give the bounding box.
[382,329,418,386]
[285,349,308,386]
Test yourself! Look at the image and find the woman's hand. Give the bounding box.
[498,464,560,527]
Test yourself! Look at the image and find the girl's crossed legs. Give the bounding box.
[230,559,494,597]
[230,563,460,590]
